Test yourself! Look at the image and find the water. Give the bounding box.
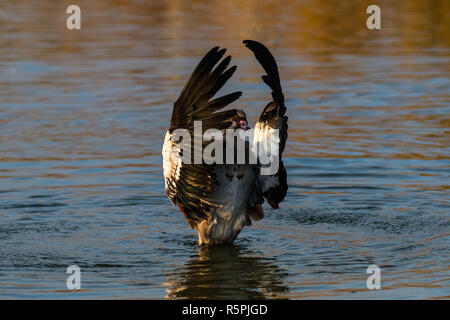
[0,0,449,299]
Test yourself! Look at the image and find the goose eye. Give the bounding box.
[239,119,248,130]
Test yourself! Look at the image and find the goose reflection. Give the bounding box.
[165,244,288,299]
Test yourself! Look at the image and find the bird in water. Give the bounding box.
[162,40,288,245]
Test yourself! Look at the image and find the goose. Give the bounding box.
[162,40,288,245]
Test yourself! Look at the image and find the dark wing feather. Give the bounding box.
[244,40,288,209]
[165,46,244,227]
[170,47,242,132]
[243,40,285,111]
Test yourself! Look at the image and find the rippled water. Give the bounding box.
[0,0,449,299]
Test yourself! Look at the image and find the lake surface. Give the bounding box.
[0,0,449,299]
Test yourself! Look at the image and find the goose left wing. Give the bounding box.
[163,46,244,227]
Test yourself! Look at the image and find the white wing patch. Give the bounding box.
[162,131,182,204]
[254,122,275,159]
[254,121,284,194]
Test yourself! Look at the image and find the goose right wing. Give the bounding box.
[244,40,288,209]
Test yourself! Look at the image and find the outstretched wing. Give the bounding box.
[163,46,244,227]
[244,40,288,209]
